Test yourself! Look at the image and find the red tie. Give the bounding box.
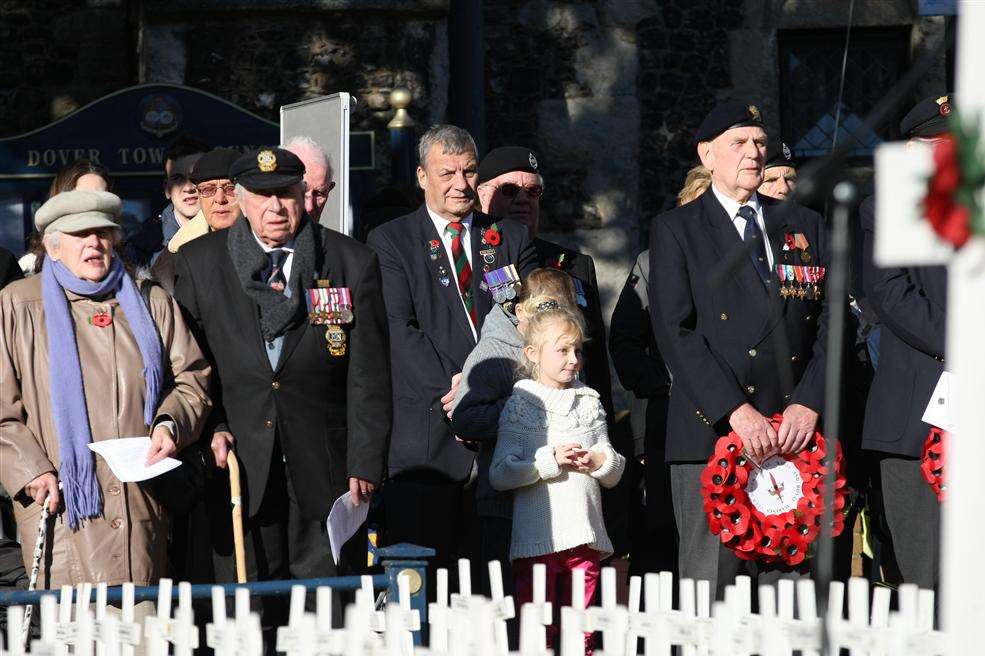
[446,222,476,327]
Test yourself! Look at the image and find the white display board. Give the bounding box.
[280,93,352,236]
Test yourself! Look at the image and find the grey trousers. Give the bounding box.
[670,463,808,600]
[879,454,940,590]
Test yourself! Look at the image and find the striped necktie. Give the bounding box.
[266,249,287,293]
[445,221,476,327]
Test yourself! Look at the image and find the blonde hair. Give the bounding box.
[677,165,711,206]
[518,303,586,380]
[516,267,578,313]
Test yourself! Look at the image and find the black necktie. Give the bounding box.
[739,205,770,286]
[266,249,287,292]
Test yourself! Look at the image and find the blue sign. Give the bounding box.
[0,84,279,179]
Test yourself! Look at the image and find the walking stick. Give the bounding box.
[226,451,247,584]
[22,493,53,649]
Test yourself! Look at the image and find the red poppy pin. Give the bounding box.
[91,312,112,327]
[482,224,501,247]
[784,233,797,251]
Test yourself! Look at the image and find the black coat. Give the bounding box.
[173,224,392,520]
[0,248,22,291]
[609,250,671,457]
[859,195,946,457]
[648,192,829,462]
[533,238,614,418]
[367,206,536,482]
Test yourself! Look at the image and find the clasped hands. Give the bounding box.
[729,402,818,461]
[553,442,605,474]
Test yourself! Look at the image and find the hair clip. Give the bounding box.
[536,299,560,312]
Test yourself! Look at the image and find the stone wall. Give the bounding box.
[0,0,132,136]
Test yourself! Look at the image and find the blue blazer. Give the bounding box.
[648,191,830,462]
[859,195,946,458]
[367,205,536,482]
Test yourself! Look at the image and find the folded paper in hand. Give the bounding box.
[88,437,182,483]
[922,371,957,433]
[326,491,370,565]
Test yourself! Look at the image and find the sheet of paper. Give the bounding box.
[923,371,957,433]
[88,437,182,483]
[326,491,370,565]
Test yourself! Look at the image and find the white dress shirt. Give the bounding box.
[711,184,774,269]
[426,205,477,339]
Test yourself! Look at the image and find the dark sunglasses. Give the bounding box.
[495,182,544,200]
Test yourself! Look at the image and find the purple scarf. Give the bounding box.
[41,257,163,529]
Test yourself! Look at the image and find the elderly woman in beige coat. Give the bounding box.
[0,189,211,589]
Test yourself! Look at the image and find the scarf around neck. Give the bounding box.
[41,256,163,529]
[226,216,317,342]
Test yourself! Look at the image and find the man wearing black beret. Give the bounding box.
[173,147,391,623]
[153,148,243,292]
[858,94,951,590]
[475,146,613,417]
[758,141,798,200]
[648,101,830,596]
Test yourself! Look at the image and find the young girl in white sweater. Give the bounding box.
[489,299,625,653]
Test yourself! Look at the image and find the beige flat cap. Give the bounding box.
[35,190,122,235]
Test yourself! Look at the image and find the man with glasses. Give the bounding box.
[153,148,242,292]
[173,147,391,629]
[476,146,613,417]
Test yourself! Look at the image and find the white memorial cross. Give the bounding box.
[873,2,985,652]
[54,585,75,656]
[360,575,386,634]
[428,568,451,653]
[448,558,481,650]
[276,585,317,656]
[487,561,516,654]
[91,584,140,656]
[206,586,236,656]
[558,568,592,656]
[587,567,628,655]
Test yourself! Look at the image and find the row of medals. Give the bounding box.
[779,281,822,300]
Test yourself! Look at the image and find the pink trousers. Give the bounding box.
[514,544,601,655]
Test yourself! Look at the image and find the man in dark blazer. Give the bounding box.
[367,126,535,577]
[648,101,829,597]
[860,95,951,591]
[173,148,391,611]
[476,146,613,416]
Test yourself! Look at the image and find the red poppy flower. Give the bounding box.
[925,135,972,247]
[91,313,112,327]
[784,233,797,251]
[483,227,501,246]
[921,427,947,502]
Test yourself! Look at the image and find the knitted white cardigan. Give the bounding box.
[489,379,625,561]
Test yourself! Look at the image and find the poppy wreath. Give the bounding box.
[924,113,985,248]
[699,414,849,566]
[920,427,947,503]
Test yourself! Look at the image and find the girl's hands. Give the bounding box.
[573,449,606,473]
[554,443,583,467]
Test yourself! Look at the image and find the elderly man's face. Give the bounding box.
[46,228,116,282]
[699,126,767,202]
[240,183,305,247]
[417,147,479,220]
[301,161,334,221]
[164,154,203,221]
[758,166,797,200]
[477,171,543,237]
[197,178,241,230]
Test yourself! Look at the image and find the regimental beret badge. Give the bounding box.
[937,95,951,117]
[528,152,538,170]
[748,105,762,121]
[782,142,792,160]
[257,149,278,173]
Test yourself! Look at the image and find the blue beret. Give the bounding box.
[231,147,305,191]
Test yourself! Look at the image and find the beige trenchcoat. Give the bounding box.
[0,275,211,588]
